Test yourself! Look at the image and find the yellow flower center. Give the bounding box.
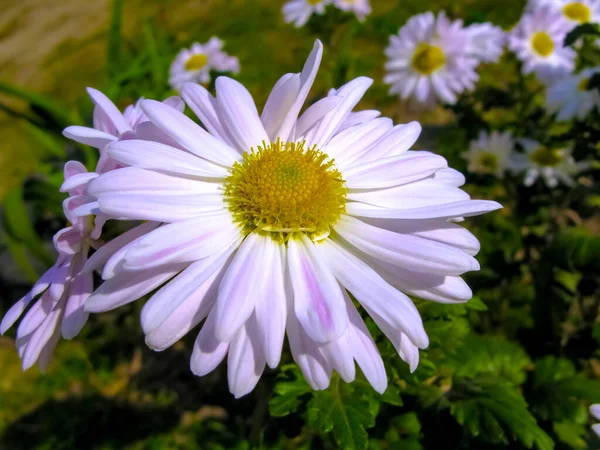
[477,152,499,171]
[184,53,209,71]
[578,77,590,91]
[411,43,446,75]
[530,146,562,167]
[531,32,555,57]
[224,140,347,242]
[563,3,591,23]
[307,0,323,5]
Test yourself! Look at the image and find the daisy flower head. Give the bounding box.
[546,67,600,120]
[384,12,480,108]
[283,0,332,28]
[591,404,600,436]
[508,7,576,83]
[82,40,501,397]
[509,138,584,187]
[464,22,507,63]
[333,0,371,21]
[169,37,240,91]
[527,0,600,26]
[463,131,515,178]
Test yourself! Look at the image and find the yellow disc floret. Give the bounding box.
[412,43,446,75]
[185,53,209,71]
[563,3,591,23]
[477,152,499,172]
[530,146,562,167]
[307,0,323,4]
[531,32,554,57]
[224,140,347,242]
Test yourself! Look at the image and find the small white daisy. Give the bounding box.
[283,0,332,28]
[169,37,240,91]
[528,0,600,26]
[463,131,515,178]
[333,0,371,21]
[509,138,584,187]
[546,67,600,120]
[591,404,600,437]
[508,7,576,83]
[464,22,507,63]
[384,12,479,107]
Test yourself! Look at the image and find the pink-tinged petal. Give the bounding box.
[304,77,373,149]
[335,215,479,276]
[1,292,35,335]
[227,315,266,398]
[348,180,470,210]
[345,294,387,393]
[254,241,287,368]
[22,303,64,371]
[145,269,222,351]
[133,121,184,149]
[181,83,233,145]
[17,292,54,339]
[64,160,88,179]
[60,172,99,193]
[84,264,186,313]
[61,272,92,339]
[87,87,131,135]
[84,221,160,275]
[123,214,240,271]
[432,168,466,187]
[354,121,422,164]
[141,243,236,334]
[162,96,185,112]
[344,152,447,190]
[191,310,230,377]
[287,234,348,343]
[140,99,240,166]
[346,200,503,220]
[321,239,429,349]
[106,140,228,178]
[37,325,62,372]
[294,96,340,139]
[319,326,356,383]
[213,233,267,342]
[215,77,270,151]
[261,73,301,140]
[62,126,117,149]
[275,40,323,141]
[53,227,83,255]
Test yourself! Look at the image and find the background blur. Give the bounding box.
[1,0,599,449]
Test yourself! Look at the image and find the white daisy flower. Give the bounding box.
[591,404,600,436]
[527,0,600,26]
[384,12,479,107]
[463,131,515,177]
[283,0,332,28]
[333,0,371,21]
[169,37,240,91]
[509,138,584,187]
[508,7,576,83]
[546,67,600,120]
[464,22,507,63]
[80,41,500,397]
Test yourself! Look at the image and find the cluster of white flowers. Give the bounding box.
[383,12,505,108]
[282,0,371,28]
[463,130,587,187]
[1,42,501,397]
[511,0,600,120]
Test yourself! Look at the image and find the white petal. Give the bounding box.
[140,99,240,166]
[60,172,99,193]
[295,96,341,139]
[344,152,447,189]
[432,168,466,187]
[261,73,301,140]
[61,272,92,339]
[22,304,64,371]
[181,82,232,145]
[17,292,54,339]
[319,326,356,383]
[354,122,422,164]
[1,291,36,335]
[346,200,503,219]
[87,87,131,135]
[227,315,266,398]
[287,234,348,343]
[190,311,230,377]
[215,77,270,151]
[62,126,117,148]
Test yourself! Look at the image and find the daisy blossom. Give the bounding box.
[464,22,507,63]
[509,138,585,187]
[283,0,331,28]
[527,0,600,26]
[384,12,479,107]
[546,67,600,120]
[591,404,600,436]
[169,38,240,91]
[333,0,371,21]
[83,40,501,397]
[508,7,576,83]
[463,131,515,178]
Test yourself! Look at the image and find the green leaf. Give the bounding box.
[564,23,600,47]
[107,0,124,77]
[548,228,600,271]
[268,365,312,417]
[449,377,554,450]
[552,421,587,449]
[307,375,379,450]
